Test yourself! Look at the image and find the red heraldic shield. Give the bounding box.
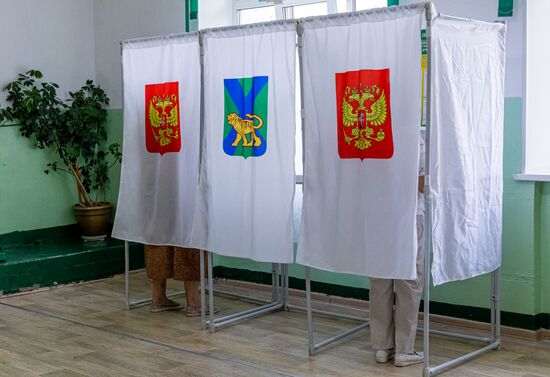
[145,81,181,155]
[335,69,394,160]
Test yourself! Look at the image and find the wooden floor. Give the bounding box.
[1,272,549,377]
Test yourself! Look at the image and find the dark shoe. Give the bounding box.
[150,300,183,313]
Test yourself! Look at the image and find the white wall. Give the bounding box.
[0,0,186,109]
[0,0,96,106]
[525,0,550,174]
[199,0,233,29]
[94,0,187,108]
[401,0,524,98]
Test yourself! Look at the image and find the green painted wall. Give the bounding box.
[0,125,77,233]
[0,108,123,234]
[1,99,549,320]
[103,109,123,205]
[539,184,550,314]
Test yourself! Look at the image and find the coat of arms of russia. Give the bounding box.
[145,81,181,155]
[335,69,394,160]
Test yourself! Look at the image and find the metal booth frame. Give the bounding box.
[300,4,503,377]
[420,6,502,377]
[196,24,293,332]
[119,32,200,310]
[195,19,373,335]
[120,4,503,375]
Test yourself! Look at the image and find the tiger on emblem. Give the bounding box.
[226,112,264,147]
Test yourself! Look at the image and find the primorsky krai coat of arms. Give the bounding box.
[223,76,268,159]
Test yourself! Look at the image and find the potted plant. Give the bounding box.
[0,70,121,240]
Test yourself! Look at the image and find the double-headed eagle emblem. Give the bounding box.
[341,84,387,150]
[148,94,179,147]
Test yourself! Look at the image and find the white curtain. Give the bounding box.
[189,22,296,263]
[430,18,506,285]
[112,34,201,247]
[296,6,424,279]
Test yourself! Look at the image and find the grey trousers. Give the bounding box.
[369,214,425,354]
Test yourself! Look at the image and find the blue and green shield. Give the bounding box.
[223,76,268,158]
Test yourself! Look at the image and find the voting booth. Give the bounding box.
[114,3,506,375]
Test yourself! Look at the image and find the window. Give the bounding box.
[355,0,387,11]
[284,2,328,19]
[237,5,276,25]
[336,0,349,13]
[234,0,334,26]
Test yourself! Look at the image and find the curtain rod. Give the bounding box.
[437,13,472,22]
[436,12,507,26]
[120,31,199,47]
[200,18,296,35]
[298,2,430,24]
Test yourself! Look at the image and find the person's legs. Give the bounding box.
[184,280,200,307]
[394,278,422,354]
[393,214,425,366]
[151,279,168,304]
[369,277,396,362]
[145,245,182,312]
[174,248,209,311]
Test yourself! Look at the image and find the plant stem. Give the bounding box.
[63,157,93,207]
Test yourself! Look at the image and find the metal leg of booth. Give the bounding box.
[200,251,286,333]
[303,266,370,356]
[272,263,280,304]
[492,267,502,348]
[283,264,290,311]
[421,270,501,377]
[423,269,501,376]
[200,249,207,329]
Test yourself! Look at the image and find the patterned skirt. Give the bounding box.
[144,245,206,281]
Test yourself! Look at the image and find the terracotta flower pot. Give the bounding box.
[73,202,112,241]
